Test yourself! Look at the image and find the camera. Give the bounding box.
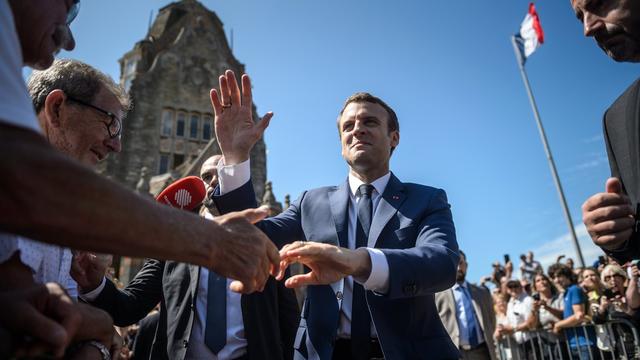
[532,293,540,301]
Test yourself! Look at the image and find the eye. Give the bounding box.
[342,122,354,132]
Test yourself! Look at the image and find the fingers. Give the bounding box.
[584,204,635,225]
[219,74,231,107]
[241,73,252,108]
[237,206,270,224]
[285,273,316,288]
[225,70,241,108]
[256,112,273,134]
[606,177,623,194]
[210,89,223,117]
[266,240,281,277]
[582,192,632,212]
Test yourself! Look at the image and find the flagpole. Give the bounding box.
[511,36,586,268]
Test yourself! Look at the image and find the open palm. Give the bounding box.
[210,70,273,164]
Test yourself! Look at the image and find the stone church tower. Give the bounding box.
[99,0,266,200]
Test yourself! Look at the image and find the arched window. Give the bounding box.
[189,114,200,139]
[176,112,186,137]
[161,109,173,136]
[158,153,169,174]
[202,115,212,141]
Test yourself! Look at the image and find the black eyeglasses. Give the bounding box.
[66,96,122,139]
[66,0,81,25]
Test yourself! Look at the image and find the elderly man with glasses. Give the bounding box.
[0,58,129,359]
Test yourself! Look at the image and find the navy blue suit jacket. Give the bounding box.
[215,173,460,359]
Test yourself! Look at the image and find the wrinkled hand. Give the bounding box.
[210,70,273,165]
[1,283,81,358]
[582,178,635,251]
[210,207,280,293]
[276,241,371,288]
[70,251,112,293]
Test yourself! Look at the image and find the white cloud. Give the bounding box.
[530,223,604,271]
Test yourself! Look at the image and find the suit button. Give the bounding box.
[336,291,343,300]
[183,340,189,348]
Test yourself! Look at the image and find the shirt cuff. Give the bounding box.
[356,248,389,294]
[79,277,106,302]
[217,158,251,195]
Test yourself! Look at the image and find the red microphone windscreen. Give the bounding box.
[156,176,206,211]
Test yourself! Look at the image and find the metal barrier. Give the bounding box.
[495,319,640,359]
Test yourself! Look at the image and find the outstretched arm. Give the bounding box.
[0,123,278,294]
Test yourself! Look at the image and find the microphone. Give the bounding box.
[156,176,206,211]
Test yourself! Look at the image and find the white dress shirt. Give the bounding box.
[0,233,77,298]
[81,211,248,360]
[506,292,533,344]
[217,159,390,339]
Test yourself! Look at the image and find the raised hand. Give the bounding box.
[209,207,280,293]
[210,70,273,165]
[582,177,636,250]
[276,241,371,288]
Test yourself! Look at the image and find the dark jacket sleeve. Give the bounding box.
[87,259,164,327]
[602,114,640,263]
[381,188,459,299]
[277,275,300,360]
[215,180,307,249]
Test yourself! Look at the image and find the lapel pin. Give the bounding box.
[392,195,399,200]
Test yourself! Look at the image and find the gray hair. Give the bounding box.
[28,58,130,114]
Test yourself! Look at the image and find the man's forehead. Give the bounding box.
[201,156,221,172]
[340,102,387,121]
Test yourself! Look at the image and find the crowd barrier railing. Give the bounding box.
[495,318,640,359]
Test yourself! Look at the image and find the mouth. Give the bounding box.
[90,149,106,162]
[351,141,371,149]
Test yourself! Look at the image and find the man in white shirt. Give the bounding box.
[210,70,460,359]
[499,280,533,345]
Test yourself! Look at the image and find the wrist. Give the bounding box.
[222,153,250,166]
[350,248,372,280]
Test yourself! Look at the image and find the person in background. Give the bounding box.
[436,250,497,359]
[552,266,598,359]
[530,273,565,358]
[496,279,534,350]
[519,251,542,284]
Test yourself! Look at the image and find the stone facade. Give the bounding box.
[99,0,266,201]
[101,0,267,284]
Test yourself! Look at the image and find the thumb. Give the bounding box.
[237,206,269,224]
[606,177,623,194]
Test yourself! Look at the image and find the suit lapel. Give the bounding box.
[369,173,406,248]
[328,180,350,247]
[468,286,485,329]
[190,265,201,299]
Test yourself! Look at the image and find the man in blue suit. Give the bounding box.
[209,70,460,359]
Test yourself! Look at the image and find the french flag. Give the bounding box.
[514,3,544,65]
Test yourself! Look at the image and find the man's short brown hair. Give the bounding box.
[338,92,399,134]
[28,59,130,114]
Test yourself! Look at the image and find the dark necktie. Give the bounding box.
[351,184,374,358]
[204,271,226,354]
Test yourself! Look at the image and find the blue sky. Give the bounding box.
[60,0,640,283]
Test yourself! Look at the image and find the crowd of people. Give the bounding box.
[438,250,640,359]
[3,0,640,359]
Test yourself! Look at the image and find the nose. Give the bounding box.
[62,26,75,51]
[583,12,603,37]
[105,136,122,153]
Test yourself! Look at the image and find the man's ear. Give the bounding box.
[42,89,66,128]
[390,130,400,148]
